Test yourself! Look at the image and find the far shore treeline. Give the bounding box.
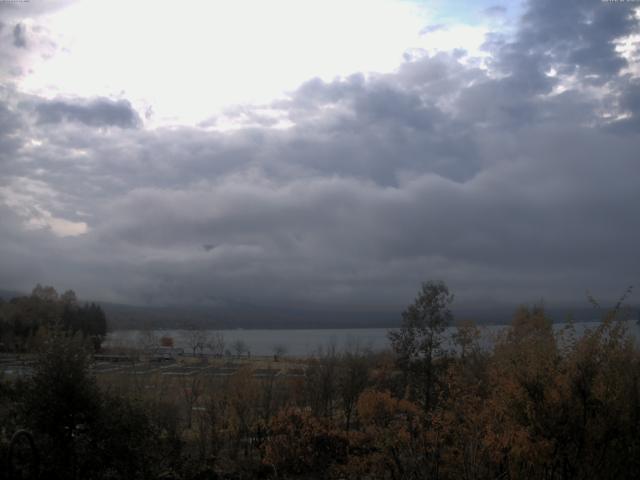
[3,286,633,332]
[0,284,107,352]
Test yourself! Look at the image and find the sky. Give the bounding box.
[0,0,639,312]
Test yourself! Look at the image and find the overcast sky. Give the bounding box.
[1,0,639,311]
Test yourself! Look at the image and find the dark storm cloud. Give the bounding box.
[288,75,444,130]
[496,0,637,82]
[267,56,486,184]
[34,97,141,128]
[0,0,639,311]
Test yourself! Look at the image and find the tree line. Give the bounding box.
[0,281,639,479]
[0,284,107,352]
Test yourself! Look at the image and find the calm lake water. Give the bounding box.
[105,320,640,357]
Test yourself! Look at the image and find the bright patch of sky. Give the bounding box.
[0,177,88,237]
[417,0,522,26]
[17,0,522,126]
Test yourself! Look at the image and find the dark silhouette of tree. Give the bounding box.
[388,280,453,411]
[21,331,100,477]
[17,329,168,479]
[0,286,108,351]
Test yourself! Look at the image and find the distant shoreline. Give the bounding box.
[105,321,640,357]
[105,317,614,332]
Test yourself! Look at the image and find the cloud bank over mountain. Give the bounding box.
[0,0,639,312]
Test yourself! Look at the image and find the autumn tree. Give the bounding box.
[337,343,371,431]
[31,284,59,302]
[197,389,224,466]
[452,319,481,361]
[60,289,78,306]
[181,373,204,429]
[0,287,107,351]
[226,367,260,459]
[263,408,347,478]
[342,389,429,479]
[305,344,339,418]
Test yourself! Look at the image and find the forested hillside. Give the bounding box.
[0,284,107,351]
[1,282,638,479]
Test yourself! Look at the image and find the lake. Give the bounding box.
[105,320,640,357]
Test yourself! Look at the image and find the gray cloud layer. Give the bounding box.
[34,97,141,128]
[0,0,639,313]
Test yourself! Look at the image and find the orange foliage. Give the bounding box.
[263,407,347,477]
